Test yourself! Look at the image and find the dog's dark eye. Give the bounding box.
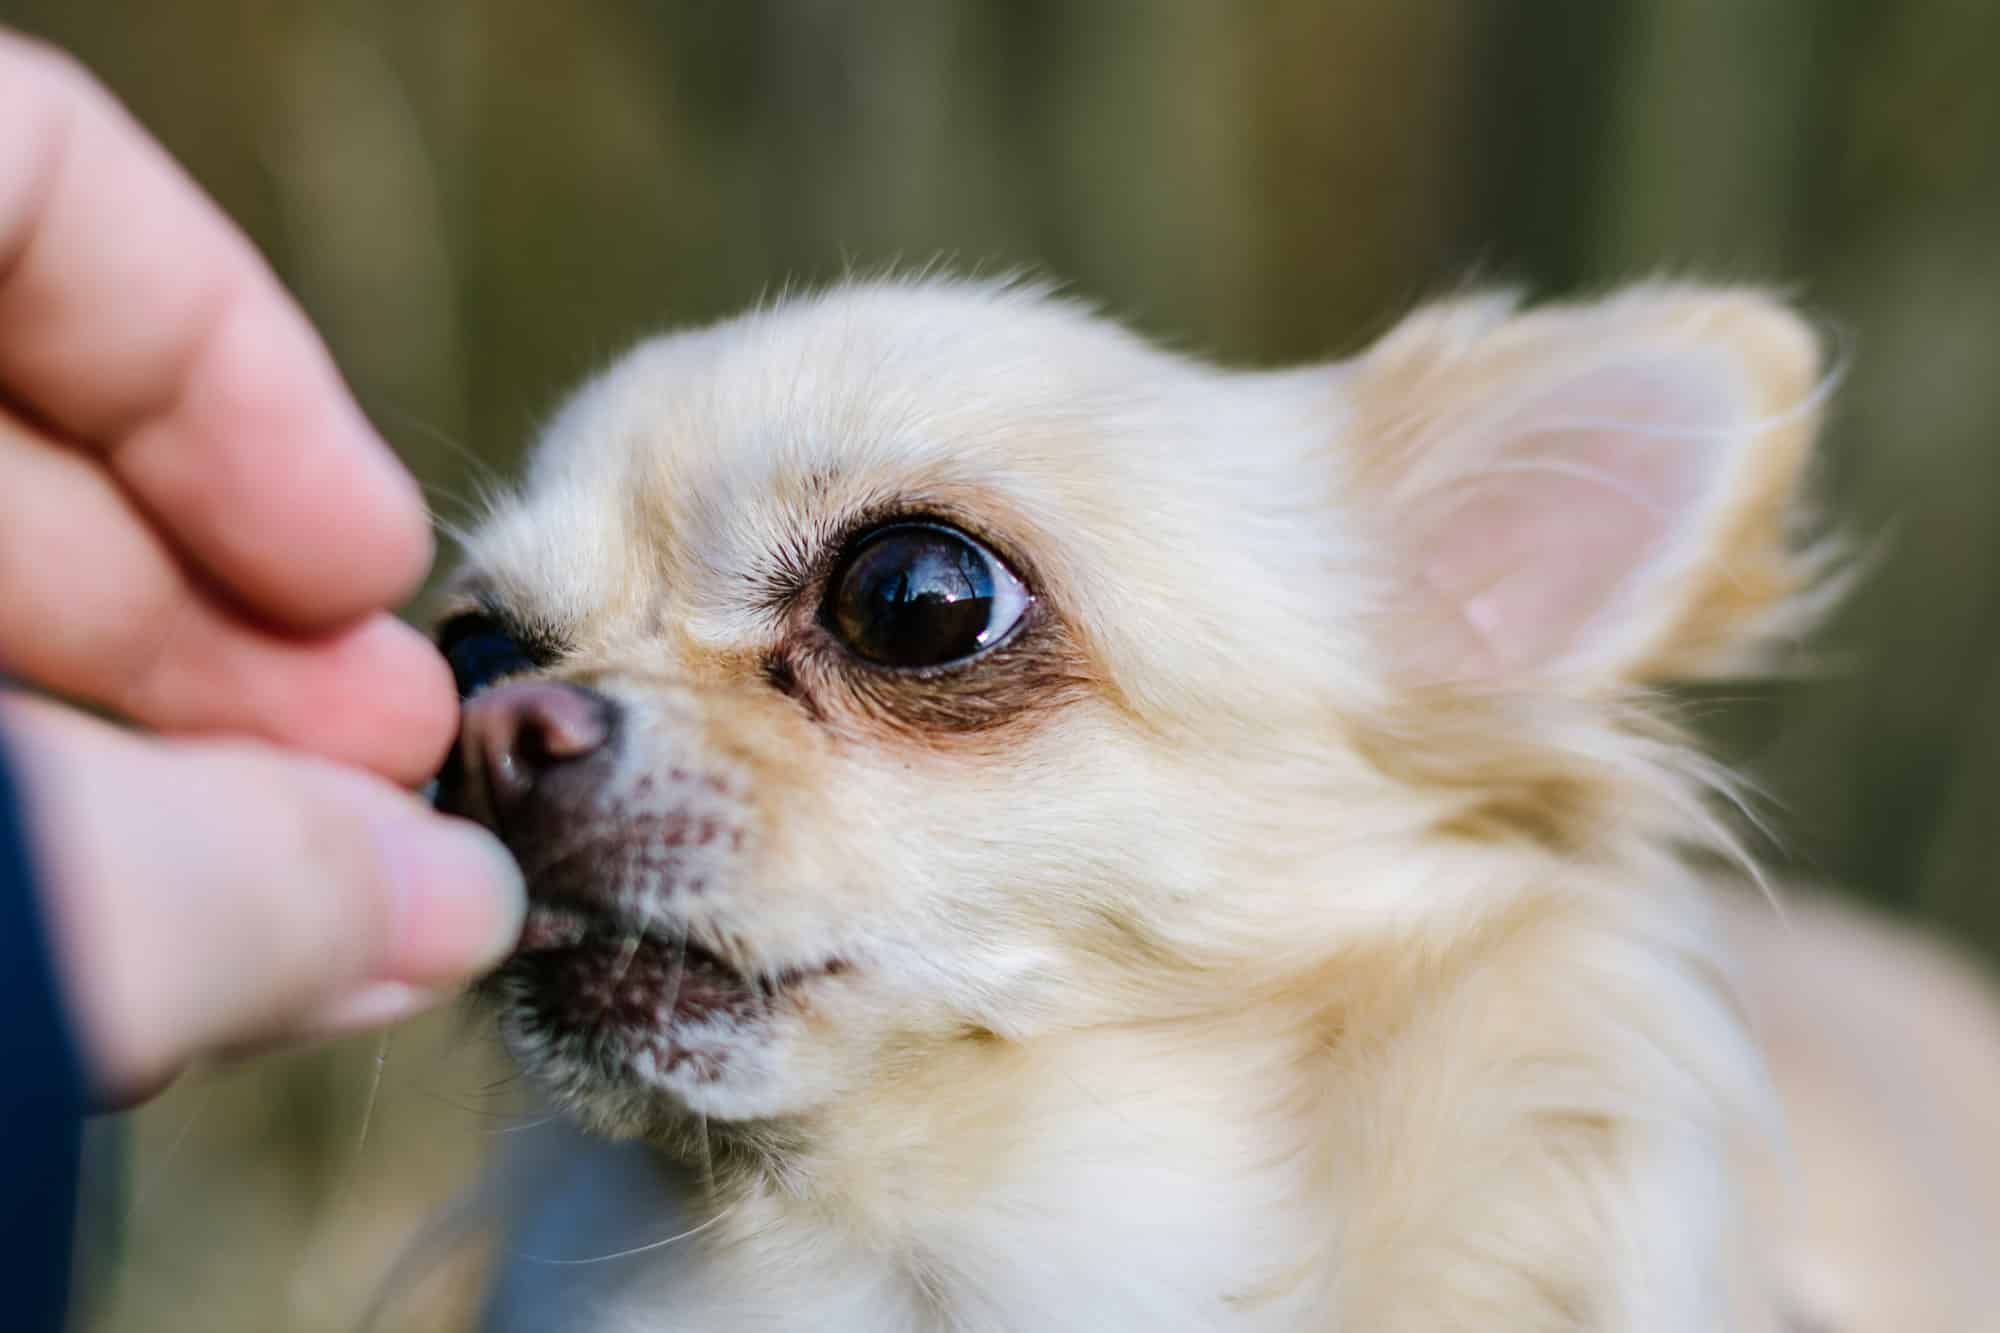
[827,524,1030,668]
[437,614,533,698]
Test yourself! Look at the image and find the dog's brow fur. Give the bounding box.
[452,276,2000,1333]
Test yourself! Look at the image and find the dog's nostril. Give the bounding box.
[513,690,611,766]
[459,681,616,814]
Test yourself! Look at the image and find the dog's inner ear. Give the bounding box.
[1344,289,1827,689]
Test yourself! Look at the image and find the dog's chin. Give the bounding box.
[487,901,851,1134]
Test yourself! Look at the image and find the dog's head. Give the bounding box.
[434,279,1828,1142]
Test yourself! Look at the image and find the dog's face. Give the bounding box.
[435,280,1824,1142]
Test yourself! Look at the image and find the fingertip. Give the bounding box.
[336,395,439,609]
[115,294,442,630]
[95,599,461,788]
[373,815,527,985]
[2,706,508,1096]
[303,613,461,787]
[261,335,439,619]
[386,627,459,786]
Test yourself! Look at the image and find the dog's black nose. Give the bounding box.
[439,681,616,828]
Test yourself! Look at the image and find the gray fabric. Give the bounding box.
[480,1117,698,1333]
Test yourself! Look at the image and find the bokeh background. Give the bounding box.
[5,2,1997,1329]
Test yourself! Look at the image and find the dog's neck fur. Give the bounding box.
[627,844,1777,1333]
[668,1016,1328,1330]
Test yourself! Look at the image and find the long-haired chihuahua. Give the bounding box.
[435,279,2000,1332]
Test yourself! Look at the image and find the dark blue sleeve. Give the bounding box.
[0,729,85,1331]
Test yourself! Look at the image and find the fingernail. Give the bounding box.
[309,981,454,1038]
[373,816,527,983]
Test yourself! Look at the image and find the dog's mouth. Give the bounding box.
[500,901,845,1040]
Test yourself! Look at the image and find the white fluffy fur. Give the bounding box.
[453,278,1998,1332]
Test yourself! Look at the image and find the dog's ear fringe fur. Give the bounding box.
[1327,283,1854,890]
[1342,282,1850,689]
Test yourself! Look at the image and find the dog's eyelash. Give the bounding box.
[757,500,1039,611]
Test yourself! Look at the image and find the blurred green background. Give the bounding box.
[6,2,1997,1329]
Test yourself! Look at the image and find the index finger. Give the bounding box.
[0,31,432,629]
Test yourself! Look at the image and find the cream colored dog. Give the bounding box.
[435,279,2000,1331]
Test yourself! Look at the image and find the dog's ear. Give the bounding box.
[1343,285,1831,689]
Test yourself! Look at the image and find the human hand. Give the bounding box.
[0,32,522,1103]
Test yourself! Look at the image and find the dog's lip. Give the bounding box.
[510,899,728,969]
[507,899,848,998]
[513,900,601,955]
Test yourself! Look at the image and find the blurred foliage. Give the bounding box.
[4,1,1996,1329]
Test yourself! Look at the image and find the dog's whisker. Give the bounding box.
[696,1109,718,1206]
[122,1081,215,1225]
[609,927,643,990]
[362,392,506,492]
[661,930,690,1028]
[510,1200,738,1267]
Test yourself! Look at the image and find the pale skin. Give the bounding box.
[0,31,525,1104]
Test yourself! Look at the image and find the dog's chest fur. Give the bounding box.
[530,893,1779,1333]
[608,1022,1330,1332]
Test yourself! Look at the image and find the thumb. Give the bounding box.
[2,694,525,1104]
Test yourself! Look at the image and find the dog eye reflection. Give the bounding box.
[827,523,1029,668]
